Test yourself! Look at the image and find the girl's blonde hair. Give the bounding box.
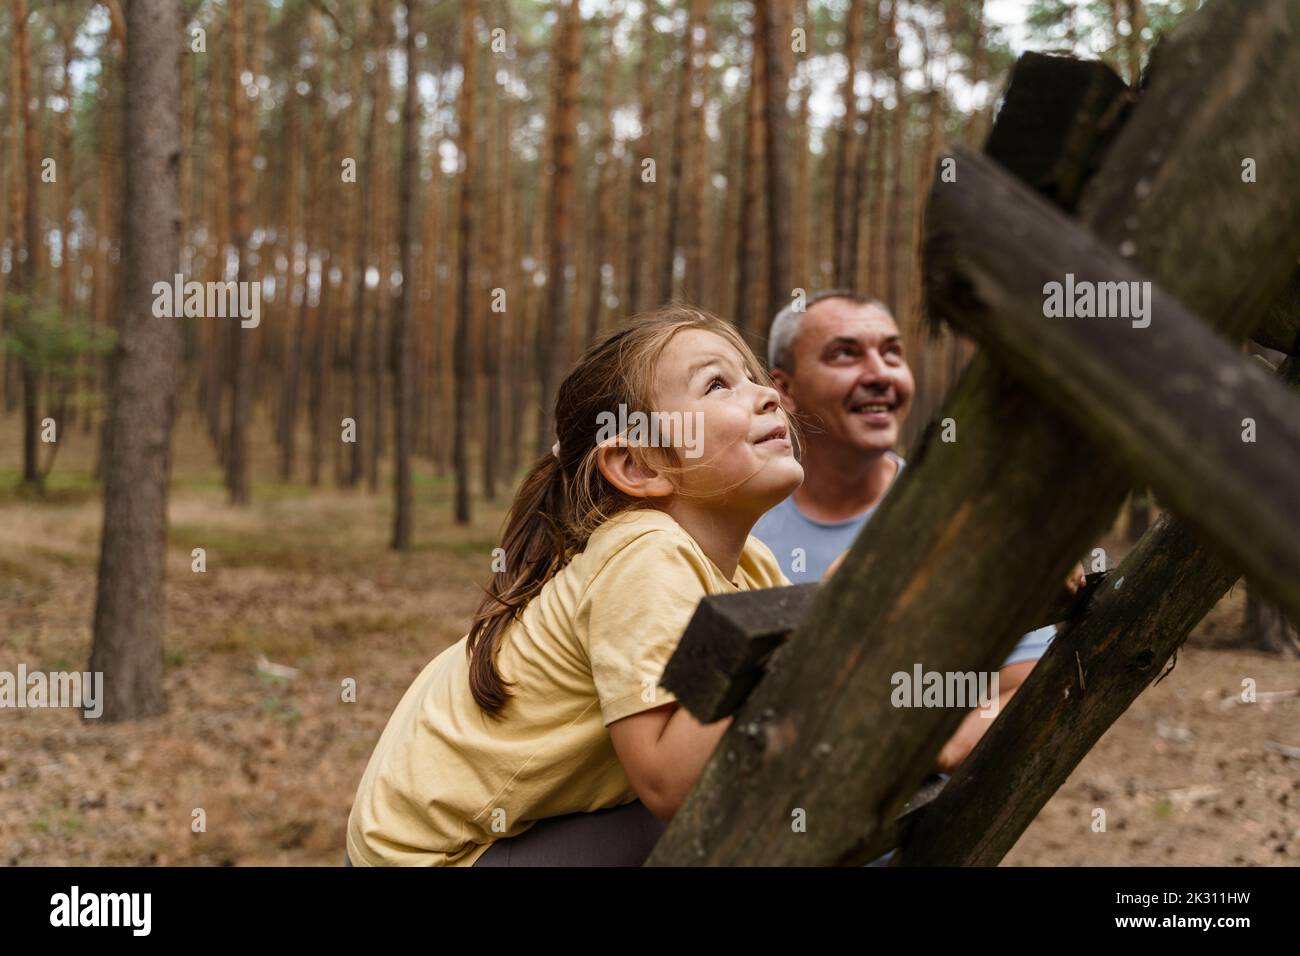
[465,303,777,715]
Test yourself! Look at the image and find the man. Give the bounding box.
[752,289,1083,772]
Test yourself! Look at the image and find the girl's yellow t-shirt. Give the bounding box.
[346,507,790,866]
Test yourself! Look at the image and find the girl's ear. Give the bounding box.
[596,442,675,499]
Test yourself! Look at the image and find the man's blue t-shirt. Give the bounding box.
[751,451,1056,667]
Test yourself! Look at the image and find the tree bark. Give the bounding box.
[1243,575,1300,657]
[757,0,792,344]
[347,0,380,488]
[863,0,888,297]
[89,0,182,723]
[224,0,254,505]
[534,0,582,457]
[624,0,656,317]
[882,0,906,315]
[792,0,812,285]
[1122,0,1146,86]
[657,6,690,307]
[962,0,987,145]
[831,0,864,286]
[452,0,480,523]
[484,47,513,494]
[680,0,709,306]
[391,0,420,549]
[13,0,42,489]
[733,20,765,348]
[368,0,394,493]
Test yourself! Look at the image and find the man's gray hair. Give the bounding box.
[767,289,891,372]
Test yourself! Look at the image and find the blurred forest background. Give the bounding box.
[0,0,1203,509]
[3,0,1298,866]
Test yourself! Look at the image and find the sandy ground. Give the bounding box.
[1,410,1296,866]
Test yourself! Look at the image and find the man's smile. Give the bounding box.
[846,391,900,425]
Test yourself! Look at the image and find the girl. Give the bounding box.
[346,305,803,866]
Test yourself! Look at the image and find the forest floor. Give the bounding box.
[1,409,1297,866]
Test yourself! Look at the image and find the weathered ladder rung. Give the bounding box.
[659,583,818,724]
[662,572,1111,724]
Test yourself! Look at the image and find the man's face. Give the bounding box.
[772,299,915,457]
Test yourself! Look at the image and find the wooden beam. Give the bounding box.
[662,574,1110,724]
[1078,0,1300,344]
[896,358,1300,866]
[977,52,1132,225]
[660,584,818,724]
[924,146,1300,622]
[647,0,1300,867]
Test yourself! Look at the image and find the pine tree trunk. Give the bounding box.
[757,0,793,341]
[864,0,889,297]
[534,0,583,457]
[734,24,765,348]
[585,9,621,342]
[349,0,380,487]
[225,0,253,505]
[718,99,743,313]
[1123,0,1146,86]
[89,0,182,722]
[1244,580,1300,657]
[624,1,656,316]
[482,42,514,500]
[832,0,864,286]
[276,28,305,482]
[0,78,9,411]
[793,0,813,286]
[392,0,419,548]
[681,0,710,306]
[368,1,394,493]
[508,144,543,481]
[59,24,76,325]
[658,4,692,306]
[882,0,905,314]
[13,0,42,489]
[1,33,18,414]
[963,0,987,145]
[452,0,480,523]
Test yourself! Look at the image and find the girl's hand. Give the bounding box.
[1064,562,1087,594]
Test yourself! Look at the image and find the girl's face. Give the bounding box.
[648,328,804,514]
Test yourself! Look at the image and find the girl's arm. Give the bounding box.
[935,660,1034,773]
[609,703,734,821]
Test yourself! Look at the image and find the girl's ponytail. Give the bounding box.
[466,450,572,715]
